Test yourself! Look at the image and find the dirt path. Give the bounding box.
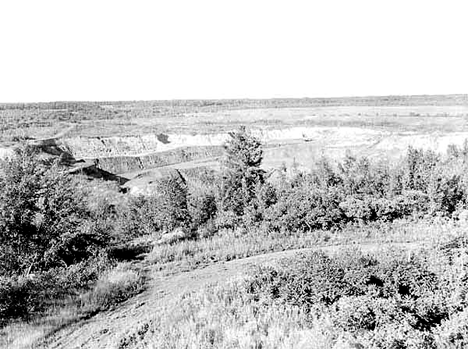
[38,241,423,349]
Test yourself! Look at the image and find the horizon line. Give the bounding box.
[1,93,468,106]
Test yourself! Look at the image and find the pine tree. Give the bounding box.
[221,126,265,215]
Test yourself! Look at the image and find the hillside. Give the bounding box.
[37,241,425,349]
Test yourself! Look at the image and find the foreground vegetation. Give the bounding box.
[146,243,468,348]
[2,126,468,347]
[0,147,147,341]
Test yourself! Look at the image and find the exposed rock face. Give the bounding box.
[60,127,468,178]
[0,138,129,185]
[62,133,230,159]
[95,146,223,174]
[61,127,382,175]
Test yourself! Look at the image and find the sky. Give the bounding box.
[0,0,467,103]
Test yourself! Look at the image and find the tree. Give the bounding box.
[0,146,101,274]
[404,146,439,192]
[221,126,265,215]
[154,170,192,232]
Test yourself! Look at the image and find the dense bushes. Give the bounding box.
[183,132,468,235]
[142,244,468,348]
[0,252,112,325]
[244,247,468,348]
[262,145,468,232]
[247,251,349,307]
[109,129,468,240]
[265,186,344,233]
[245,248,443,310]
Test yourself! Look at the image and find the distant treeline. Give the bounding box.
[2,94,468,112]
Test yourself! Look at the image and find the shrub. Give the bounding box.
[339,195,377,223]
[404,146,439,192]
[0,253,113,325]
[195,221,217,239]
[398,190,432,216]
[244,265,284,303]
[367,321,436,349]
[278,252,347,307]
[434,308,468,348]
[214,210,241,230]
[376,251,439,299]
[245,247,455,342]
[373,196,410,221]
[79,263,145,312]
[141,242,468,348]
[409,294,450,331]
[427,173,466,215]
[265,185,345,233]
[113,195,158,238]
[331,295,377,332]
[189,192,217,229]
[333,247,380,296]
[153,172,192,232]
[45,220,111,267]
[246,251,349,308]
[0,275,39,324]
[56,252,114,290]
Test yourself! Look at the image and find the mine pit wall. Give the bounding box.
[61,127,372,161]
[62,133,230,159]
[60,126,379,174]
[95,146,224,174]
[60,128,468,176]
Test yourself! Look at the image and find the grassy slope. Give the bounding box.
[5,218,459,349]
[38,242,424,349]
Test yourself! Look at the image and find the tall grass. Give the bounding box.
[149,218,464,273]
[148,228,325,271]
[79,262,146,313]
[121,279,335,349]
